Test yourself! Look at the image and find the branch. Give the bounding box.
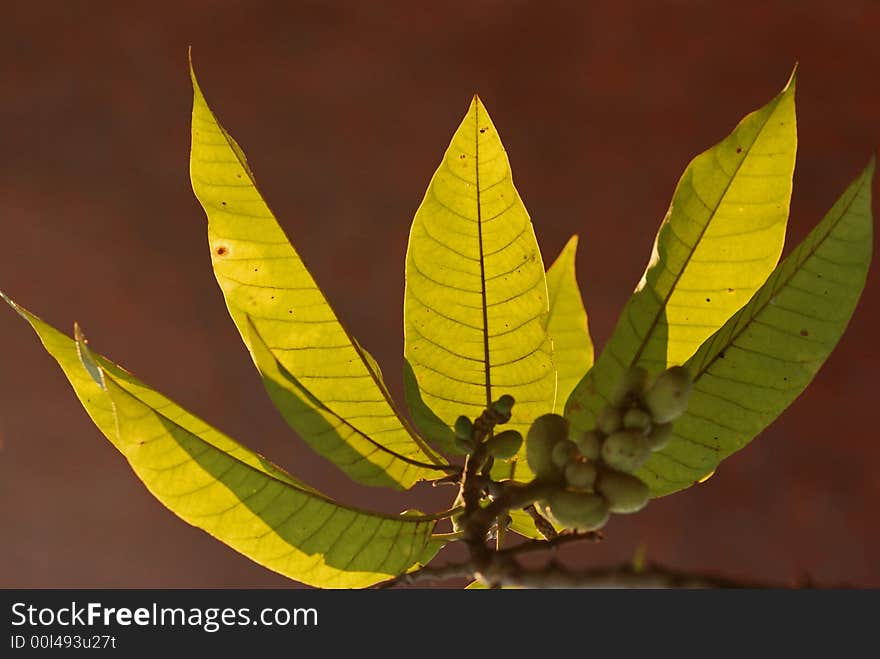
[476,558,782,589]
[498,530,603,557]
[373,562,473,588]
[399,400,838,591]
[375,557,814,589]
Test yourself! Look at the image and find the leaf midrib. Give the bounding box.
[246,317,450,474]
[475,99,492,409]
[100,366,450,523]
[200,89,445,466]
[689,174,867,382]
[630,96,783,367]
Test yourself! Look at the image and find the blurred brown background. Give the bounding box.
[1,1,878,588]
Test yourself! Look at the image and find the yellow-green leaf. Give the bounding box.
[188,64,444,490]
[567,73,797,432]
[638,160,874,496]
[403,358,460,455]
[545,235,593,409]
[243,317,447,486]
[1,293,441,588]
[403,95,555,474]
[507,507,561,540]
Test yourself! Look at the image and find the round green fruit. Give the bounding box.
[601,430,650,473]
[643,366,693,423]
[597,405,623,435]
[623,407,652,433]
[485,429,523,460]
[610,365,649,407]
[545,490,609,532]
[454,415,473,440]
[526,414,569,479]
[646,422,673,451]
[564,461,597,491]
[551,439,579,469]
[572,429,602,461]
[596,470,650,513]
[491,394,516,417]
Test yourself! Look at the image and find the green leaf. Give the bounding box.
[243,317,448,487]
[638,160,874,496]
[403,358,460,455]
[545,236,593,409]
[403,95,555,475]
[188,64,444,490]
[1,293,442,588]
[507,508,557,540]
[567,73,798,431]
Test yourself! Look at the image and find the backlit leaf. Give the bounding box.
[639,160,874,496]
[403,95,555,477]
[567,74,797,431]
[545,235,593,408]
[189,64,444,490]
[1,293,442,588]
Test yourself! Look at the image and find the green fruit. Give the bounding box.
[454,415,473,440]
[545,490,609,531]
[491,394,516,417]
[526,414,569,479]
[610,365,649,407]
[623,407,652,433]
[597,405,623,435]
[564,461,597,491]
[572,429,602,461]
[643,366,693,423]
[596,470,650,513]
[601,430,650,473]
[551,439,578,469]
[646,422,673,451]
[485,429,523,460]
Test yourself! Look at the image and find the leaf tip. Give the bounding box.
[783,62,798,93]
[0,289,28,320]
[853,156,876,194]
[188,50,206,104]
[549,235,580,272]
[187,45,196,80]
[471,93,492,117]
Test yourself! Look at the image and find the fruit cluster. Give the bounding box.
[453,394,524,459]
[526,365,693,532]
